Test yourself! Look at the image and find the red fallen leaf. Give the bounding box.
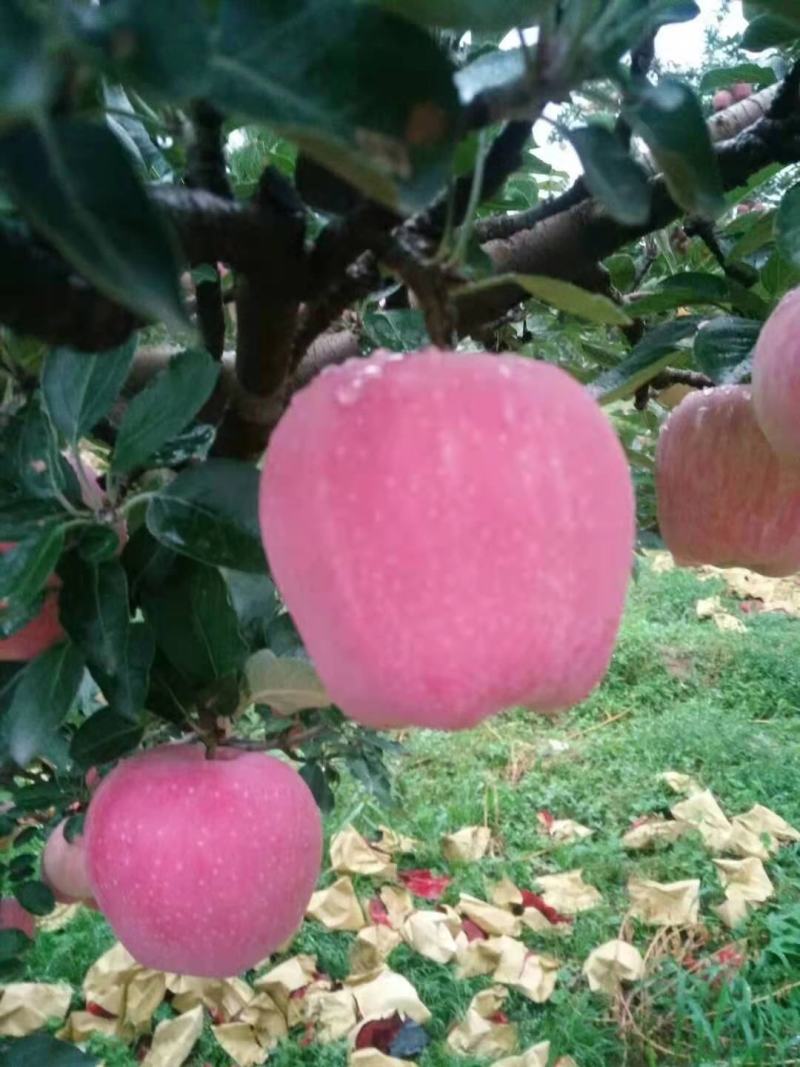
[537,810,555,832]
[211,1009,226,1025]
[86,1001,117,1019]
[461,918,487,942]
[399,868,452,900]
[488,1011,509,1024]
[714,944,746,970]
[520,889,573,926]
[355,1012,404,1052]
[368,896,392,927]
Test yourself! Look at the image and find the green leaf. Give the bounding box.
[0,523,64,606]
[209,0,461,212]
[699,63,777,92]
[0,119,186,329]
[2,1032,99,1067]
[246,649,330,713]
[367,0,547,30]
[42,337,137,441]
[0,0,53,120]
[590,317,700,404]
[0,928,31,959]
[146,460,266,572]
[299,761,335,813]
[148,424,216,468]
[742,14,800,50]
[0,400,82,504]
[606,254,637,293]
[78,525,124,564]
[13,880,54,915]
[141,558,247,685]
[0,498,65,540]
[70,707,144,768]
[223,569,278,650]
[112,348,218,474]
[458,274,632,326]
[568,126,651,226]
[745,0,800,23]
[64,0,210,100]
[0,643,84,767]
[626,78,724,219]
[693,317,760,384]
[362,308,429,352]
[628,272,731,316]
[775,183,800,268]
[58,555,154,720]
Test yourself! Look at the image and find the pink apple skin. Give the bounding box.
[752,287,800,462]
[0,898,35,939]
[657,386,800,577]
[731,82,752,102]
[0,539,64,662]
[259,349,635,730]
[84,744,322,978]
[713,89,734,112]
[42,819,97,907]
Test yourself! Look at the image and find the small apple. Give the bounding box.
[260,348,635,730]
[731,82,752,102]
[41,819,97,907]
[84,743,322,977]
[713,89,734,112]
[752,286,800,462]
[0,897,35,940]
[656,386,800,577]
[0,541,64,662]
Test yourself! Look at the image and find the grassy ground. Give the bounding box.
[21,560,800,1066]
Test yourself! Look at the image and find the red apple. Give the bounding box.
[656,386,800,577]
[752,287,800,462]
[0,897,35,940]
[84,743,322,977]
[713,89,734,112]
[0,541,64,662]
[731,82,752,102]
[259,348,635,730]
[42,819,97,907]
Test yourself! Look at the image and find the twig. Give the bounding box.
[474,178,588,243]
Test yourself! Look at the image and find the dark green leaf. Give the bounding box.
[141,558,247,685]
[0,119,186,329]
[606,254,637,292]
[745,0,800,23]
[13,880,54,915]
[65,0,210,100]
[223,568,278,649]
[0,928,31,959]
[369,0,545,30]
[0,523,63,606]
[626,79,724,219]
[63,814,85,844]
[742,14,800,51]
[122,527,179,600]
[699,63,777,92]
[568,126,651,226]
[70,707,144,767]
[148,424,216,468]
[628,272,731,316]
[265,612,305,657]
[146,460,266,572]
[590,317,701,404]
[459,274,632,326]
[146,652,195,723]
[0,497,65,540]
[0,643,84,766]
[693,317,760,384]
[1,1032,99,1067]
[776,183,800,268]
[78,525,123,564]
[210,0,460,212]
[12,826,41,847]
[59,555,153,720]
[0,400,81,503]
[42,337,137,441]
[112,348,219,474]
[299,762,335,813]
[362,309,429,352]
[1,592,48,649]
[0,1,53,120]
[9,781,69,812]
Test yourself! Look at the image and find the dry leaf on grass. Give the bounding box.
[331,827,397,879]
[142,1004,204,1067]
[375,827,419,855]
[307,876,367,931]
[628,877,700,926]
[0,983,72,1037]
[714,857,774,905]
[350,1050,416,1067]
[671,790,733,852]
[659,771,702,796]
[447,986,517,1059]
[212,1021,271,1067]
[494,1041,552,1067]
[695,596,747,633]
[442,826,492,862]
[623,816,690,850]
[458,894,522,937]
[583,940,645,995]
[347,967,431,1026]
[401,910,460,964]
[351,924,403,974]
[535,870,602,915]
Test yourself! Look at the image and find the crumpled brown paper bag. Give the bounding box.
[714,857,774,904]
[401,909,460,964]
[494,1041,552,1067]
[379,885,416,929]
[351,924,403,974]
[458,894,521,937]
[0,983,72,1037]
[82,942,166,1035]
[59,1010,120,1043]
[142,1004,204,1067]
[307,876,367,931]
[622,816,690,850]
[375,827,419,855]
[490,876,523,910]
[212,1021,271,1067]
[167,974,253,1019]
[442,826,492,862]
[305,986,359,1043]
[447,986,517,1058]
[491,937,559,1003]
[255,953,318,1027]
[671,790,733,852]
[715,894,750,929]
[628,877,700,926]
[350,1050,416,1067]
[696,595,747,633]
[543,818,593,844]
[535,870,601,915]
[659,771,702,796]
[583,940,645,995]
[331,826,397,879]
[346,967,431,1025]
[733,804,800,848]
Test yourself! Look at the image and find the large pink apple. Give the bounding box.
[42,819,97,907]
[0,542,64,662]
[84,743,322,977]
[656,385,800,576]
[259,348,635,730]
[752,287,800,461]
[0,897,35,939]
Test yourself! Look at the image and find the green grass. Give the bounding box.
[19,561,800,1066]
